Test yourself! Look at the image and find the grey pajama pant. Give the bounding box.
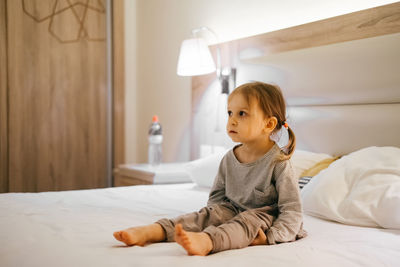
[156,201,278,253]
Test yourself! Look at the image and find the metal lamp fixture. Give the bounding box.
[177,27,236,94]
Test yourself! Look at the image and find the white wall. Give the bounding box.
[124,0,397,164]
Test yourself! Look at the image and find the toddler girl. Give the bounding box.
[113,81,306,255]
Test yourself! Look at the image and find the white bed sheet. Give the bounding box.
[1,183,399,267]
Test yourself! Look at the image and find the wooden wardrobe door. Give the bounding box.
[0,0,7,193]
[7,0,108,192]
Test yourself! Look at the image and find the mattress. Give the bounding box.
[0,183,399,267]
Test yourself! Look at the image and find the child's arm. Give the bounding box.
[207,157,227,205]
[265,160,303,244]
[207,177,225,205]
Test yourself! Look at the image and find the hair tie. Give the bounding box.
[283,122,289,129]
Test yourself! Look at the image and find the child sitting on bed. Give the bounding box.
[113,81,307,255]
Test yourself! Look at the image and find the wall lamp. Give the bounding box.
[177,27,236,94]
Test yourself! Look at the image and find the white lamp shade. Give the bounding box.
[177,38,216,76]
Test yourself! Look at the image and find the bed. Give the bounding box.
[1,146,400,267]
[1,181,399,267]
[1,3,400,267]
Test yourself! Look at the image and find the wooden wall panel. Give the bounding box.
[112,0,125,168]
[194,2,400,100]
[7,0,108,192]
[0,0,8,193]
[191,2,400,159]
[234,2,400,60]
[193,1,400,111]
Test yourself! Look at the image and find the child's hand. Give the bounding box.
[250,229,267,246]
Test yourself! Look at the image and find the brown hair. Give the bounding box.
[229,81,296,160]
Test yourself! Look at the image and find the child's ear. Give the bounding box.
[264,117,277,133]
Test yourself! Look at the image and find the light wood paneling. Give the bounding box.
[0,0,8,193]
[193,1,400,112]
[112,0,125,168]
[234,2,400,60]
[194,2,400,100]
[191,2,400,159]
[7,0,108,192]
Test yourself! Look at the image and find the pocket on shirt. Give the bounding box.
[253,186,276,207]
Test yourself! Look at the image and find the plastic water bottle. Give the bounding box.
[148,115,163,166]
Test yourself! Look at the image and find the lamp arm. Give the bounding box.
[191,26,235,94]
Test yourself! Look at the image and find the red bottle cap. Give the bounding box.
[152,115,159,122]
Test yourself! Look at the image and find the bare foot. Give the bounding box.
[174,224,213,256]
[113,223,165,246]
[250,228,267,246]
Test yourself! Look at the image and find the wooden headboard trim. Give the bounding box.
[220,2,400,61]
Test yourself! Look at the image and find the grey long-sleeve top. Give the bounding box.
[207,143,304,244]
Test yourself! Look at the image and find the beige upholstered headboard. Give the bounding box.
[190,2,400,159]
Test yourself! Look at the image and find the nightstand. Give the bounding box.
[113,162,192,187]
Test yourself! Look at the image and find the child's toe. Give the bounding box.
[113,231,122,241]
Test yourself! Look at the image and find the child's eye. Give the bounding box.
[227,111,232,116]
[239,111,246,116]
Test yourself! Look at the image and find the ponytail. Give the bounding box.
[277,124,296,161]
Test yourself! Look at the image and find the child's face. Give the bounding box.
[226,93,271,144]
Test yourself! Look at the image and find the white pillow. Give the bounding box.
[301,146,400,229]
[290,149,333,179]
[185,151,227,188]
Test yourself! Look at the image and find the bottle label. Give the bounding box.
[148,135,163,144]
[149,122,162,135]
